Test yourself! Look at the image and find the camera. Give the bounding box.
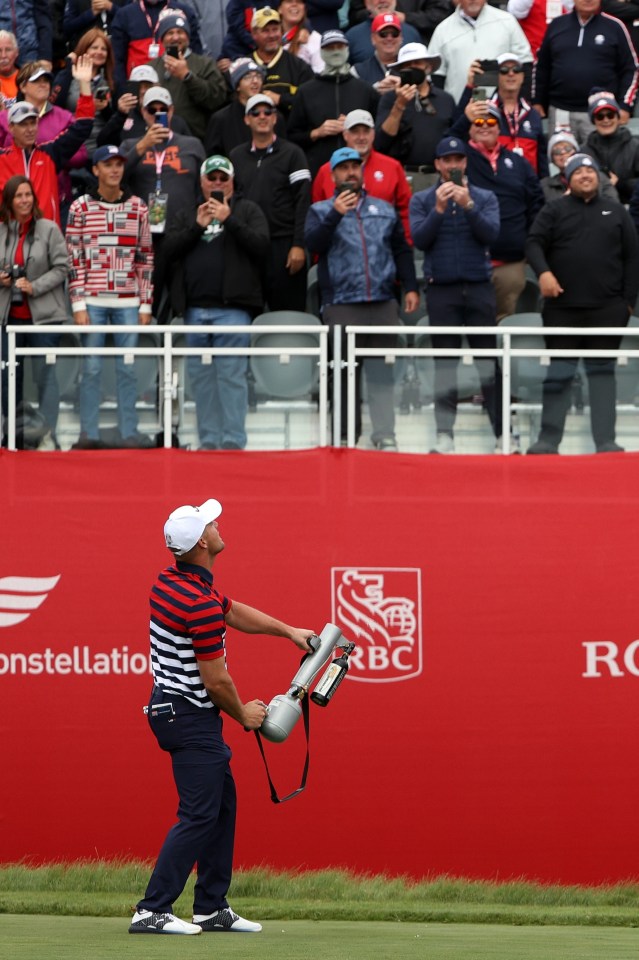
[478,59,499,72]
[10,265,25,280]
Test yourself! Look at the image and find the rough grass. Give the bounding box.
[2,862,639,926]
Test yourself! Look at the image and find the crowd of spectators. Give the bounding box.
[1,0,639,453]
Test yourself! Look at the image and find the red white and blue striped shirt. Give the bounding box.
[149,560,232,708]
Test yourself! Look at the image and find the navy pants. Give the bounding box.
[426,281,502,438]
[137,688,236,916]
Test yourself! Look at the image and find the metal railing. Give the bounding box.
[4,321,639,452]
[345,323,639,452]
[3,323,330,450]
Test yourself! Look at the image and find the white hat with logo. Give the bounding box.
[164,499,222,555]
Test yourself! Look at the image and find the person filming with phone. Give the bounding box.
[121,84,204,312]
[158,156,270,450]
[148,13,226,142]
[409,135,507,455]
[375,42,455,191]
[452,53,547,177]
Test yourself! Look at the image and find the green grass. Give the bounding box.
[2,863,639,926]
[3,917,639,960]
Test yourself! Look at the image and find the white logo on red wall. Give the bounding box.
[0,575,61,627]
[331,567,422,683]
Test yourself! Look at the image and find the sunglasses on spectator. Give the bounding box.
[472,117,498,127]
[248,105,276,116]
[499,66,524,75]
[206,173,229,182]
[379,29,400,37]
[595,110,618,120]
[552,146,575,156]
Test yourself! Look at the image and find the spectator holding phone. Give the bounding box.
[409,135,504,454]
[374,42,455,190]
[120,85,204,313]
[428,0,532,102]
[452,53,548,176]
[95,64,194,147]
[148,12,227,142]
[159,156,270,450]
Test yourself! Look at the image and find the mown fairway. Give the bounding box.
[3,917,639,960]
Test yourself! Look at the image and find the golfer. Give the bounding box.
[130,498,315,935]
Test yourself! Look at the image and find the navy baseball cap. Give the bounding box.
[93,144,125,165]
[321,29,348,47]
[435,136,467,158]
[330,147,362,169]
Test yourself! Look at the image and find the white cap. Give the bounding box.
[164,499,222,555]
[129,65,160,84]
[389,42,441,72]
[344,109,374,130]
[497,52,522,66]
[245,93,275,114]
[142,85,172,108]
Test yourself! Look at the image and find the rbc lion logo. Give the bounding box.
[331,567,422,683]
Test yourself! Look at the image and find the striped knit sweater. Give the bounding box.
[65,188,154,313]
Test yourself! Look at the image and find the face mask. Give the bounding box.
[321,47,350,70]
[399,67,427,86]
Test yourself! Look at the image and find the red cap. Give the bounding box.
[371,12,401,32]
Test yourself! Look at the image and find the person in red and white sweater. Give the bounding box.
[66,144,154,449]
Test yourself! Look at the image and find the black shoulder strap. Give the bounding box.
[253,693,310,803]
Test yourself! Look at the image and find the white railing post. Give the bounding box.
[501,331,511,454]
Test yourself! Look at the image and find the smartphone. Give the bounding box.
[155,111,168,127]
[337,182,358,194]
[165,45,180,58]
[95,86,110,99]
[479,59,499,72]
[125,80,138,97]
[472,86,487,101]
[399,69,414,87]
[211,190,225,203]
[449,169,463,186]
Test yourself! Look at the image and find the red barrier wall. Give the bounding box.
[2,448,639,884]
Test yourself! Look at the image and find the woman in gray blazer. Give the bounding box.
[0,175,70,447]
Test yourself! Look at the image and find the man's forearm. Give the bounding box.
[226,600,296,638]
[204,670,248,724]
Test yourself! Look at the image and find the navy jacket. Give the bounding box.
[465,144,544,263]
[409,181,499,284]
[533,10,639,113]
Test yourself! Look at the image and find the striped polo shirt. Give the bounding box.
[149,560,232,708]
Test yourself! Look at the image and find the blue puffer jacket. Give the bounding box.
[409,181,500,284]
[0,0,51,62]
[304,193,416,305]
